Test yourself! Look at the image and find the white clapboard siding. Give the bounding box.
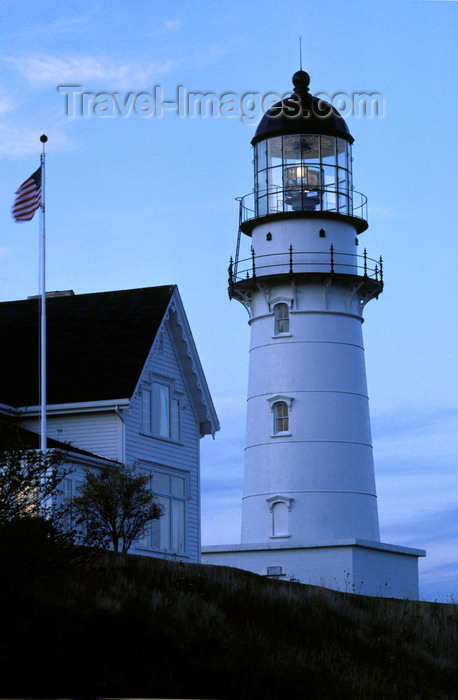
[126,323,201,563]
[24,411,124,462]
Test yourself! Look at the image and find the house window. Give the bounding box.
[59,477,73,530]
[273,401,289,434]
[62,477,73,502]
[274,303,289,334]
[142,382,180,440]
[143,471,186,552]
[59,476,85,531]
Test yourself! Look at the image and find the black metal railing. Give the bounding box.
[237,186,368,223]
[228,245,383,287]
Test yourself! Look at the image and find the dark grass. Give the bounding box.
[0,545,457,699]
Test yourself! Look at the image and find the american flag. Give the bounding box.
[11,167,42,222]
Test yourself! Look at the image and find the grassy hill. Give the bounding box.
[0,541,457,699]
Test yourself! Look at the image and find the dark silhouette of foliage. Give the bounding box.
[0,418,69,525]
[69,463,163,552]
[0,515,76,579]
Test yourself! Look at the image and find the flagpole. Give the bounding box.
[39,134,48,453]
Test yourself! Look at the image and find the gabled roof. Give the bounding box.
[0,286,175,407]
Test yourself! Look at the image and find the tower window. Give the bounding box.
[272,501,289,537]
[266,495,293,538]
[274,303,289,334]
[273,401,289,434]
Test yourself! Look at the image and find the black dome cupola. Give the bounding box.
[252,70,354,146]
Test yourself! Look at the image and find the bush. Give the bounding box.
[0,516,76,584]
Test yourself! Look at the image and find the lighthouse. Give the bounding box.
[202,71,425,598]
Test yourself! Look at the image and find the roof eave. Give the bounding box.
[19,398,131,416]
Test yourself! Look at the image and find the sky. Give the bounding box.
[0,0,457,602]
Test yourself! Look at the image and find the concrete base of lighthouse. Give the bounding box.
[202,540,425,599]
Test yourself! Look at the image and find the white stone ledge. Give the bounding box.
[202,539,426,558]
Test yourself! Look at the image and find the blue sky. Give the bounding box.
[1,0,457,601]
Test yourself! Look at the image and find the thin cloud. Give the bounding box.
[5,8,100,40]
[0,245,12,260]
[0,96,14,117]
[192,39,242,71]
[50,9,100,32]
[368,205,396,219]
[155,19,182,35]
[4,54,177,89]
[373,404,458,435]
[0,123,71,159]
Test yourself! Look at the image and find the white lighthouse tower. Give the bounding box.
[203,70,425,598]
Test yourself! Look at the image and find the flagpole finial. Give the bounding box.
[40,134,48,143]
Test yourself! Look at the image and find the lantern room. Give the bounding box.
[245,70,367,229]
[254,133,353,216]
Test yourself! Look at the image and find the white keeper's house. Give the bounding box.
[202,69,425,599]
[0,285,219,562]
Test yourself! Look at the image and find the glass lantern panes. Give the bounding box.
[254,135,352,216]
